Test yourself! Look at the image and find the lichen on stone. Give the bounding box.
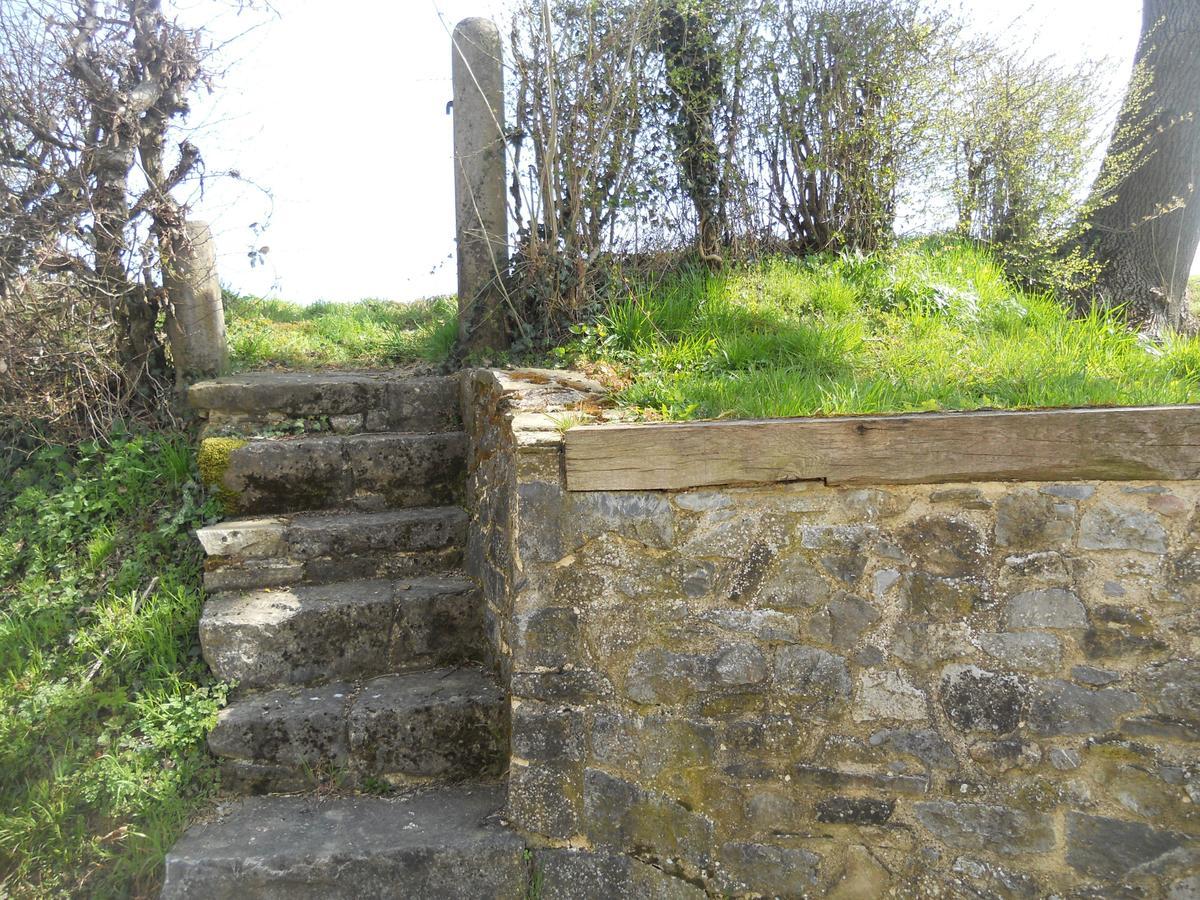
[197,436,247,513]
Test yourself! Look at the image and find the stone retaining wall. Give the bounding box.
[463,370,1200,898]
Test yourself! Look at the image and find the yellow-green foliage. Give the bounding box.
[197,437,247,513]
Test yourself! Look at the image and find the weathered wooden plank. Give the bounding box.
[564,406,1200,491]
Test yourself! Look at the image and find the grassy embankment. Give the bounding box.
[564,240,1200,420]
[0,436,225,898]
[224,293,457,371]
[222,243,1200,422]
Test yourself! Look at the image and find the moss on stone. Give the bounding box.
[198,436,247,513]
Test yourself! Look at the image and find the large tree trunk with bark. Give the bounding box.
[1081,0,1200,333]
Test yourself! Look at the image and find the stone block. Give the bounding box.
[774,646,852,713]
[1079,503,1168,554]
[895,516,988,577]
[1003,588,1087,630]
[1026,679,1140,735]
[940,665,1027,734]
[913,801,1055,856]
[995,490,1076,549]
[715,841,821,895]
[977,631,1063,673]
[853,670,928,722]
[1066,812,1196,881]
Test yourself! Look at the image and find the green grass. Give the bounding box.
[225,293,458,371]
[0,434,226,898]
[564,239,1200,420]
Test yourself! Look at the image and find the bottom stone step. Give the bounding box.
[209,667,509,792]
[162,785,527,899]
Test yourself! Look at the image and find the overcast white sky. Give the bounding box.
[179,0,1183,304]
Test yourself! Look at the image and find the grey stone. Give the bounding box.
[512,669,613,704]
[190,372,461,432]
[1050,747,1082,770]
[913,801,1055,856]
[1079,503,1168,554]
[940,665,1027,734]
[1040,483,1096,500]
[754,556,832,610]
[516,481,566,562]
[1003,588,1087,630]
[208,682,351,775]
[968,738,1041,772]
[347,667,507,779]
[951,856,1042,899]
[515,606,581,668]
[701,608,801,642]
[534,849,705,899]
[511,702,584,762]
[508,763,581,840]
[583,769,714,873]
[1121,715,1200,742]
[569,491,674,549]
[1066,812,1195,880]
[891,623,974,669]
[869,728,957,770]
[995,490,1076,549]
[1073,665,1121,686]
[716,841,821,895]
[1141,660,1200,726]
[931,487,991,508]
[977,632,1063,673]
[854,670,928,722]
[791,764,930,795]
[1170,875,1200,900]
[625,649,712,705]
[815,797,895,825]
[161,786,524,899]
[901,572,986,621]
[200,577,484,688]
[218,432,465,515]
[715,644,769,687]
[673,491,732,512]
[896,515,989,577]
[775,646,852,712]
[1027,679,1141,735]
[808,594,880,647]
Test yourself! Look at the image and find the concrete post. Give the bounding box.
[164,220,229,384]
[452,17,510,353]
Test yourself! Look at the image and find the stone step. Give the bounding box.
[161,784,527,899]
[208,668,509,792]
[200,577,485,689]
[189,372,461,436]
[201,431,466,515]
[196,506,467,591]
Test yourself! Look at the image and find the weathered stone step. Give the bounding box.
[161,784,526,899]
[189,372,461,436]
[200,431,466,515]
[196,506,467,591]
[200,577,485,689]
[208,668,508,792]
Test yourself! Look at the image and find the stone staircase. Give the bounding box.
[163,372,527,898]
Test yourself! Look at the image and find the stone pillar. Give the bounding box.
[452,17,510,353]
[164,220,229,384]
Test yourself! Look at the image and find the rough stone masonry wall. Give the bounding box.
[463,371,1200,898]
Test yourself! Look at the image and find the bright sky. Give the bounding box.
[179,0,1188,304]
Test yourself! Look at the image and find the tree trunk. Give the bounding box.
[1081,0,1200,333]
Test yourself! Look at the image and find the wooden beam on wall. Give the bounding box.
[564,406,1200,491]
